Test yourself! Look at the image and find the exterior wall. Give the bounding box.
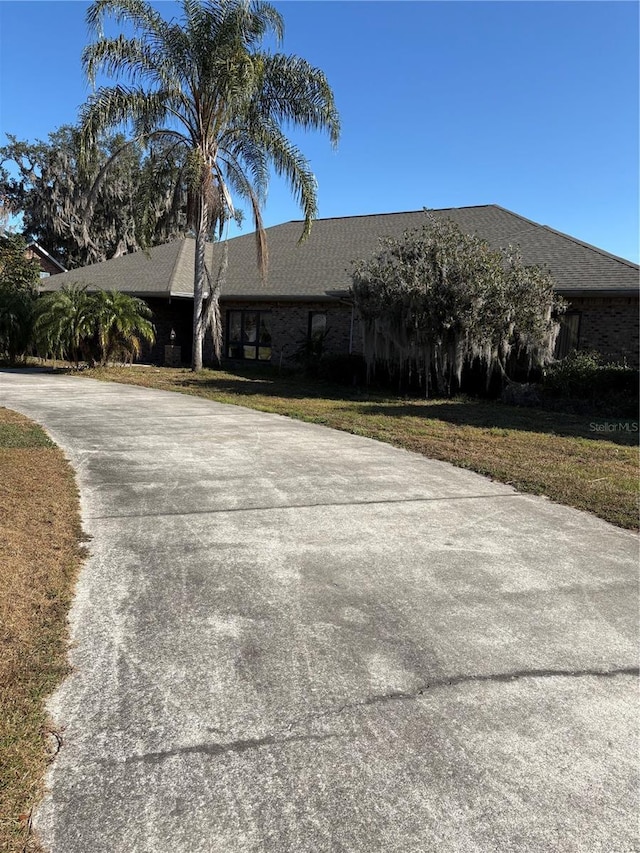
[139,293,638,370]
[25,246,64,277]
[141,297,193,365]
[207,299,356,367]
[567,295,639,366]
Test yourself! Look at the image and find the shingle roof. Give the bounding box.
[42,205,639,299]
[40,238,212,297]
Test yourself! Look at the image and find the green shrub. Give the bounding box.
[544,351,639,414]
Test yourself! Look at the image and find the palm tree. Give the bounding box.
[81,0,340,370]
[92,289,155,364]
[34,285,96,366]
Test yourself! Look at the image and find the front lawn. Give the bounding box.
[81,365,639,530]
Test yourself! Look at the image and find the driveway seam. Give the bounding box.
[85,491,524,520]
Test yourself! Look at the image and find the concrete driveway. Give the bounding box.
[1,370,638,853]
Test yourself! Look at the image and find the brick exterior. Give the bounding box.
[205,299,359,367]
[137,294,638,370]
[567,295,639,366]
[142,297,361,367]
[25,245,64,277]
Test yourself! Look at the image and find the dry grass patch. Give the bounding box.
[81,365,639,530]
[0,408,85,853]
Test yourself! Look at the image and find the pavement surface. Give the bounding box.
[1,370,638,853]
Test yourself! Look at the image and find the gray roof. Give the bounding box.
[42,205,639,300]
[40,238,212,298]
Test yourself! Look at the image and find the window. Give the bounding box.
[39,271,50,279]
[554,312,581,359]
[226,310,272,361]
[308,311,327,341]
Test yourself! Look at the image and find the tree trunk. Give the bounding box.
[202,239,227,364]
[192,196,208,371]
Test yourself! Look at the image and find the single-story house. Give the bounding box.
[41,204,639,367]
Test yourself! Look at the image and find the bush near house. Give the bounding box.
[351,214,565,397]
[28,285,156,366]
[543,351,639,416]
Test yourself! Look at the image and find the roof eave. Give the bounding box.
[27,241,68,272]
[558,288,640,298]
[219,292,345,303]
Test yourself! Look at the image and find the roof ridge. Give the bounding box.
[168,237,193,293]
[284,205,498,225]
[491,205,639,270]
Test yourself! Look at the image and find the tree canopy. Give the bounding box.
[351,214,566,396]
[0,233,40,293]
[0,126,188,269]
[80,0,340,369]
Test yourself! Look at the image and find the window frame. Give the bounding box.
[225,309,272,361]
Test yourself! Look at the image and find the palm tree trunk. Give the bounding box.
[192,196,209,371]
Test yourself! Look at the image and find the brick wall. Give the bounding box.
[25,246,64,276]
[567,295,639,366]
[139,294,637,370]
[206,299,357,367]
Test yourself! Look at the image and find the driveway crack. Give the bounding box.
[282,665,639,732]
[122,666,637,766]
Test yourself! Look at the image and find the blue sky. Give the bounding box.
[0,1,638,261]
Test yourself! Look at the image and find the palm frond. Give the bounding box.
[244,118,318,240]
[87,0,169,43]
[219,153,268,274]
[83,35,171,88]
[256,53,340,146]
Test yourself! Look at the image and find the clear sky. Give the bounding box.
[0,1,638,261]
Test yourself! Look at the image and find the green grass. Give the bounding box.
[0,423,53,449]
[79,364,639,530]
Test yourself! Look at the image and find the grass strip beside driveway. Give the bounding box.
[82,366,639,530]
[0,408,85,853]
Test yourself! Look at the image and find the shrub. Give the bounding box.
[543,351,639,414]
[34,285,155,366]
[351,212,565,397]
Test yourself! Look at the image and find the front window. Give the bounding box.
[226,310,272,361]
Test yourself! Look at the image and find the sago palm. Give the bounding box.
[81,0,340,369]
[34,285,96,366]
[92,289,155,364]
